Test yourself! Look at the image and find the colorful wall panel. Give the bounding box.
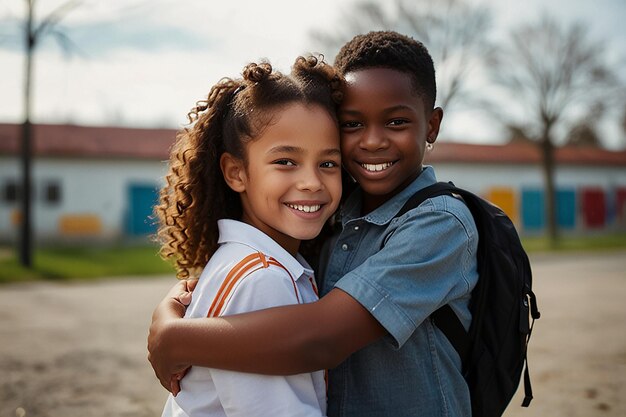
[606,190,615,225]
[126,184,159,235]
[485,187,518,223]
[581,188,606,229]
[615,188,626,228]
[58,214,102,236]
[556,189,576,230]
[521,189,544,231]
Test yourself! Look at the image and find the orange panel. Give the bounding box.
[58,214,102,236]
[11,209,22,226]
[486,187,518,223]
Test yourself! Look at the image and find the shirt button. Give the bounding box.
[341,243,349,251]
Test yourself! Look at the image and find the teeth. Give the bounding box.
[361,162,393,172]
[286,204,321,213]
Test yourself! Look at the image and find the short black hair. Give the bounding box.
[334,31,437,109]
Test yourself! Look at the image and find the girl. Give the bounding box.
[157,56,343,417]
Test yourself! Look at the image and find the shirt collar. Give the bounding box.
[341,165,438,226]
[217,219,312,281]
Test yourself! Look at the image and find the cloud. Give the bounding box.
[66,20,210,55]
[0,17,212,57]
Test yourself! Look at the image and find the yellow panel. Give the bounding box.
[11,209,22,226]
[58,214,102,236]
[486,187,518,223]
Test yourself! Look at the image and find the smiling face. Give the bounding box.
[222,103,342,256]
[339,68,443,213]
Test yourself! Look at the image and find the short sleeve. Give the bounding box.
[335,197,478,348]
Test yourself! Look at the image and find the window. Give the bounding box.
[43,181,62,205]
[3,181,20,204]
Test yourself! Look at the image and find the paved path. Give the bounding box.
[0,251,625,417]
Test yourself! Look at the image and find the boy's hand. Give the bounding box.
[147,279,197,394]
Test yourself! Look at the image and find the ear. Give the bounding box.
[220,153,246,193]
[426,107,444,144]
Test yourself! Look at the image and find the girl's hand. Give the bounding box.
[147,279,198,394]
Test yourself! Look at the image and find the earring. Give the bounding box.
[426,139,434,151]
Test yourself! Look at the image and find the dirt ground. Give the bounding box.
[1,250,625,417]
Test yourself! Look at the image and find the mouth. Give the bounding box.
[285,203,322,213]
[359,161,395,172]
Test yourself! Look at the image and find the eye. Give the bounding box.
[387,119,409,127]
[320,160,340,169]
[273,159,296,166]
[340,121,362,129]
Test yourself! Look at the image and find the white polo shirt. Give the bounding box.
[162,219,327,417]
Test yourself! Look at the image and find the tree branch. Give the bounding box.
[33,0,83,40]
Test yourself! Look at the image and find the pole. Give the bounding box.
[20,0,34,267]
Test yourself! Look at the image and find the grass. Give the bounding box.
[521,233,626,252]
[1,233,625,284]
[0,244,175,284]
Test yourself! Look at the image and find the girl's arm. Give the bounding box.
[148,284,386,392]
[148,279,197,393]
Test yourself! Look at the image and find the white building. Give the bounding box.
[1,123,625,244]
[0,123,173,243]
[426,141,626,233]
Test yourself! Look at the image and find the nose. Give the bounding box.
[297,165,324,192]
[359,126,389,152]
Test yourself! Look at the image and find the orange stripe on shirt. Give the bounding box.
[210,264,265,317]
[208,253,264,317]
[267,258,300,304]
[208,253,301,317]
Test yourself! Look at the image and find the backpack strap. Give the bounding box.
[396,182,459,218]
[395,181,472,364]
[522,289,540,406]
[431,304,471,364]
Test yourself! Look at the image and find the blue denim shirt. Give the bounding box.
[319,166,478,417]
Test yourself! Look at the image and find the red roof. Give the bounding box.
[0,123,177,160]
[1,123,625,165]
[425,141,626,166]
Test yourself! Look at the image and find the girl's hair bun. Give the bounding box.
[242,62,273,83]
[294,55,320,70]
[293,54,344,105]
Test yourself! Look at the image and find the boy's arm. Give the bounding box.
[148,285,386,392]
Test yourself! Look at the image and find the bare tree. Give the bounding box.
[19,0,82,267]
[566,122,601,148]
[489,15,621,244]
[309,0,492,111]
[566,103,604,148]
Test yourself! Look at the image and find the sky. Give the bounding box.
[1,0,625,148]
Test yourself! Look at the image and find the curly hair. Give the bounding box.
[155,56,344,279]
[334,30,437,109]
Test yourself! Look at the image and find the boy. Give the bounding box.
[149,31,478,417]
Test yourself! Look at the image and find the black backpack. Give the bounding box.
[393,182,540,417]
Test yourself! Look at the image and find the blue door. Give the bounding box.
[556,189,576,230]
[521,188,544,231]
[127,184,159,235]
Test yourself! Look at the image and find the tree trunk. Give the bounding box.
[540,131,558,246]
